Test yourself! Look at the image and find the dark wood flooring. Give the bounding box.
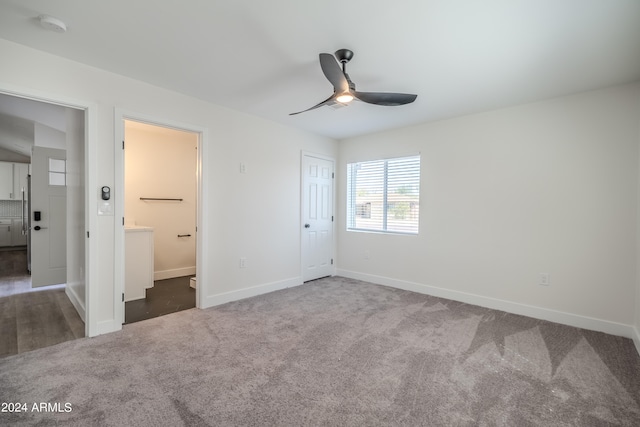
[0,250,85,358]
[1,250,195,355]
[125,276,196,324]
[0,247,29,278]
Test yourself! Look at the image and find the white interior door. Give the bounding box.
[31,146,67,287]
[302,154,334,282]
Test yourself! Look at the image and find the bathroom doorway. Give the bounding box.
[122,120,199,324]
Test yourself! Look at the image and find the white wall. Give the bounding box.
[124,121,197,280]
[34,122,65,149]
[65,108,86,320]
[338,83,640,336]
[0,113,33,161]
[0,39,337,335]
[0,147,28,162]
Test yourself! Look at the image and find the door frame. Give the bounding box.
[114,109,208,324]
[300,151,336,281]
[0,83,98,337]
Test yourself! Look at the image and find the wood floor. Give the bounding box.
[0,250,84,358]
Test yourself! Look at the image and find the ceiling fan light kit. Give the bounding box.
[290,48,417,115]
[336,93,354,103]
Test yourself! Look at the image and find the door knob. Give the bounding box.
[34,225,47,231]
[304,224,310,228]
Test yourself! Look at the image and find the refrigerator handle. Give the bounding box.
[21,187,26,234]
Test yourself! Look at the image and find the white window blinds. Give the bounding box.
[347,155,420,234]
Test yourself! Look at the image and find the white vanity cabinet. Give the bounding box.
[124,226,154,302]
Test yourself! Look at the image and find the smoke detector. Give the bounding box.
[39,15,67,33]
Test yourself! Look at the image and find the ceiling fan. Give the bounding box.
[290,49,417,115]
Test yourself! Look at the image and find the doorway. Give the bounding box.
[301,152,335,282]
[121,119,200,324]
[0,91,90,355]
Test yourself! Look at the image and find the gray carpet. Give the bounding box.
[1,276,639,426]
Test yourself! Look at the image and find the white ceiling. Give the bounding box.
[0,0,639,140]
[0,93,69,157]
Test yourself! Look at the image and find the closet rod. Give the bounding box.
[140,197,183,201]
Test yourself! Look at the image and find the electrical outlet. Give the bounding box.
[239,257,247,268]
[539,273,550,286]
[240,163,246,174]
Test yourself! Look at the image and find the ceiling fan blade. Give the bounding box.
[289,94,337,115]
[319,53,349,93]
[353,91,417,106]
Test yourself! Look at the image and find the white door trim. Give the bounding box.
[300,151,336,281]
[114,108,208,325]
[0,83,98,337]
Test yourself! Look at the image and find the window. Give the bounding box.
[48,158,66,186]
[347,155,420,234]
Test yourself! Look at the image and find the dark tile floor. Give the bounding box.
[124,276,196,324]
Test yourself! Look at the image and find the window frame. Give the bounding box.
[346,154,420,235]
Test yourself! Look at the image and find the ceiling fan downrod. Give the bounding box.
[335,49,353,73]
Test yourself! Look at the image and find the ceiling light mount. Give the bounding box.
[335,49,354,64]
[39,15,67,33]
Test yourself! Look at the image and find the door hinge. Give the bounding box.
[87,231,89,238]
[332,172,334,179]
[122,140,125,150]
[331,259,334,265]
[122,293,125,302]
[332,216,334,222]
[122,217,125,226]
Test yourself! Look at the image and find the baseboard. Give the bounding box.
[337,269,636,340]
[65,285,86,323]
[633,326,640,356]
[202,276,303,309]
[154,266,196,281]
